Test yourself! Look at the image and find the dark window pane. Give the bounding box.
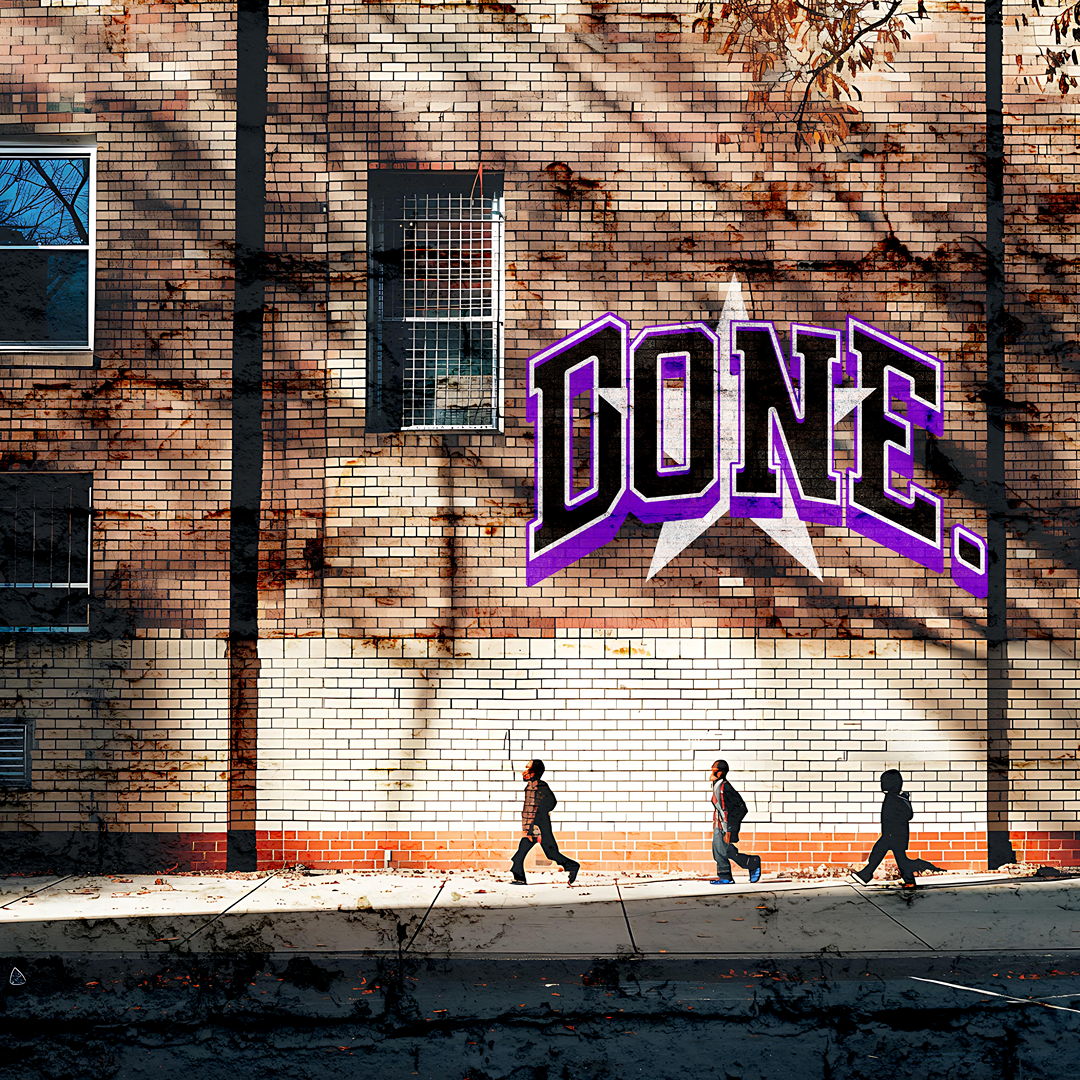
[0,475,91,630]
[0,587,89,631]
[0,157,90,245]
[0,249,89,345]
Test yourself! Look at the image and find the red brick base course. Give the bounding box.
[254,829,1080,874]
[5,829,1079,874]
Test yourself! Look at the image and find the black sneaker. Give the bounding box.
[511,876,527,885]
[567,861,580,885]
[749,856,762,883]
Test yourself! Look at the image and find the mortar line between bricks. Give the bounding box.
[403,877,448,953]
[614,881,639,954]
[0,875,74,910]
[845,883,936,951]
[170,871,285,949]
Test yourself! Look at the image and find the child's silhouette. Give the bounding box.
[851,769,924,888]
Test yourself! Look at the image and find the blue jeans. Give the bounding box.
[713,829,753,877]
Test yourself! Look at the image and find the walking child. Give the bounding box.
[709,759,763,885]
[509,759,580,886]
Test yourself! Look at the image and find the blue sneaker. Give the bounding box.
[749,856,762,883]
[710,878,734,884]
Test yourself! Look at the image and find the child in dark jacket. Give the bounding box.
[709,760,762,884]
[851,769,918,887]
[509,759,580,885]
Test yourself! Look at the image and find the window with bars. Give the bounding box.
[367,171,504,432]
[0,147,95,350]
[0,722,30,788]
[0,473,92,632]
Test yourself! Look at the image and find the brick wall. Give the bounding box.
[0,636,228,845]
[312,0,992,642]
[0,2,1076,875]
[256,634,987,832]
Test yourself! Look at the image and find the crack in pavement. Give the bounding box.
[614,881,640,954]
[403,877,447,953]
[844,880,935,950]
[0,875,74,909]
[170,871,287,949]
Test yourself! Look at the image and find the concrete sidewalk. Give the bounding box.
[2,867,1077,959]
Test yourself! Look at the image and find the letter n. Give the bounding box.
[729,321,844,526]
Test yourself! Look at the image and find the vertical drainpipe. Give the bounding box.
[228,0,269,872]
[984,0,1013,868]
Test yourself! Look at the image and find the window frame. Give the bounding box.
[0,720,32,790]
[0,143,96,352]
[0,472,93,633]
[367,170,505,434]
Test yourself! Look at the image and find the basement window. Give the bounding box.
[0,721,31,789]
[0,473,92,632]
[0,148,95,350]
[367,170,504,432]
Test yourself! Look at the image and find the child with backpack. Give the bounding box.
[709,759,762,884]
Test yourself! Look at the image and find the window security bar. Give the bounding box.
[397,192,504,430]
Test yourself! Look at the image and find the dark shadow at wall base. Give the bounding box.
[0,831,227,876]
[988,830,1018,869]
[226,829,257,872]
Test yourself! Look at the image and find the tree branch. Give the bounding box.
[28,160,89,245]
[789,0,907,144]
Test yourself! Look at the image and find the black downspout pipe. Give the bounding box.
[984,0,1014,868]
[227,0,269,872]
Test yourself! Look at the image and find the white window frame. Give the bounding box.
[0,143,96,352]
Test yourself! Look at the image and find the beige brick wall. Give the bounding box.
[256,632,992,833]
[312,0,999,642]
[1004,640,1080,831]
[0,635,228,831]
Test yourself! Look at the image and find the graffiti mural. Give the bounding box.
[527,278,988,597]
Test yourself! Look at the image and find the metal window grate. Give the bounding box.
[0,723,29,786]
[397,192,503,429]
[0,474,91,632]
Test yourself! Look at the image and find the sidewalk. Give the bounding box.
[2,867,1076,959]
